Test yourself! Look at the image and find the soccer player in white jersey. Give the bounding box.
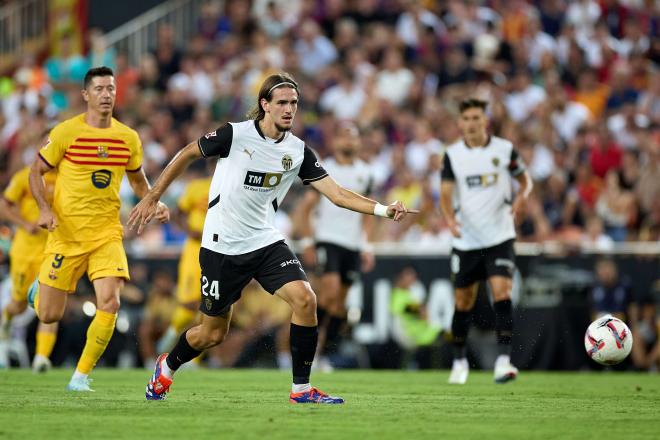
[440,98,532,384]
[298,121,375,371]
[129,73,415,404]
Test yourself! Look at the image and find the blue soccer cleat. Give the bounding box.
[146,353,173,401]
[289,387,344,404]
[27,279,39,310]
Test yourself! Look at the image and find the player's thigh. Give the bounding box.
[39,252,87,293]
[177,245,202,306]
[484,239,516,301]
[255,241,309,296]
[92,277,124,312]
[9,258,41,302]
[450,248,486,291]
[198,247,253,317]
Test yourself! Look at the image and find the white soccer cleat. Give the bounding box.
[494,359,518,384]
[32,354,52,374]
[66,376,95,392]
[448,358,469,384]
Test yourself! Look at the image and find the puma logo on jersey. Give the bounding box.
[242,148,255,159]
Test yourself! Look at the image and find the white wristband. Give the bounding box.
[373,203,389,218]
[299,237,314,248]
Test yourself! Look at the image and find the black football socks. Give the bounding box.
[451,309,471,359]
[290,323,318,384]
[166,330,202,372]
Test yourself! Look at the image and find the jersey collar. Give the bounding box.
[463,135,491,149]
[254,119,286,143]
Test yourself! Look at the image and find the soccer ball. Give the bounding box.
[584,315,633,365]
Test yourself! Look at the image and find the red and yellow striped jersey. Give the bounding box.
[39,113,142,254]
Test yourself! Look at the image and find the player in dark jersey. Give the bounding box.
[129,72,416,404]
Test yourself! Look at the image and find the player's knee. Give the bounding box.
[292,288,317,316]
[492,290,511,302]
[97,296,120,314]
[39,309,64,324]
[455,295,476,311]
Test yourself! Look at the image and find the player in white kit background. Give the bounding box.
[128,73,415,404]
[298,121,375,371]
[440,98,533,385]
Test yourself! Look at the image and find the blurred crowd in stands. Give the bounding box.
[2,0,660,249]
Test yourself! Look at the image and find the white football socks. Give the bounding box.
[292,383,312,393]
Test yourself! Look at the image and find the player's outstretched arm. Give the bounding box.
[310,175,417,222]
[127,141,202,234]
[29,156,57,232]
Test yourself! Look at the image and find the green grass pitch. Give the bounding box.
[0,369,658,439]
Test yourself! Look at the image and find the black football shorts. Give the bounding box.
[198,240,308,316]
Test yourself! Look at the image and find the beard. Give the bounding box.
[338,148,356,158]
[274,121,292,132]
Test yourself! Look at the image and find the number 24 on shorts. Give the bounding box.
[201,276,220,300]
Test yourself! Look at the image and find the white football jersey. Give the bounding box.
[314,157,373,251]
[198,120,327,255]
[442,136,526,251]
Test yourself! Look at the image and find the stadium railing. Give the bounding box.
[104,0,205,66]
[0,0,48,72]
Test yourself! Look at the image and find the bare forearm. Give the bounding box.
[440,192,454,221]
[128,170,151,199]
[333,187,378,215]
